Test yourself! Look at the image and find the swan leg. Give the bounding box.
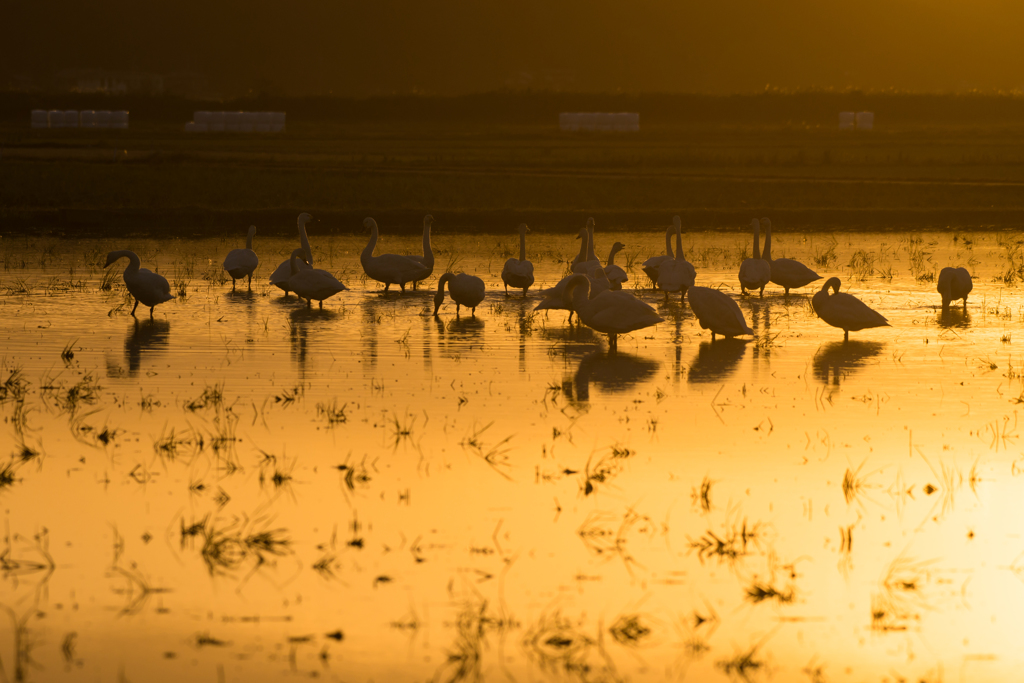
[319,300,323,310]
[740,285,746,295]
[963,297,968,311]
[522,288,528,298]
[307,298,312,308]
[383,283,390,293]
[472,307,477,317]
[149,305,155,318]
[231,279,236,291]
[759,286,765,298]
[711,332,716,341]
[844,330,849,342]
[456,304,461,317]
[504,284,509,295]
[247,274,252,290]
[399,283,406,292]
[130,298,139,317]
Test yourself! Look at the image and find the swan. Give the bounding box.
[604,242,628,289]
[535,265,610,322]
[104,250,174,317]
[687,286,754,340]
[811,277,890,341]
[406,214,435,289]
[642,219,677,287]
[657,219,696,301]
[433,272,486,316]
[562,274,663,350]
[361,218,432,292]
[269,213,314,295]
[761,217,821,294]
[738,219,771,297]
[572,218,601,274]
[223,225,259,290]
[937,267,972,311]
[501,223,535,296]
[286,249,348,309]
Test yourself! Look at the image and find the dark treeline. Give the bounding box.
[4,91,1024,127]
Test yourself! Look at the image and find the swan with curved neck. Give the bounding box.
[433,272,486,316]
[687,286,754,340]
[501,223,535,296]
[811,277,889,341]
[223,225,259,290]
[104,250,174,317]
[604,242,628,289]
[738,219,771,297]
[285,248,347,308]
[642,219,677,287]
[407,214,435,289]
[361,218,432,292]
[562,274,663,350]
[761,217,821,295]
[270,213,314,295]
[657,218,696,302]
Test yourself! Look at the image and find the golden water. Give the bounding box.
[1,228,1022,682]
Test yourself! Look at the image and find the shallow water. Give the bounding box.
[1,228,1024,682]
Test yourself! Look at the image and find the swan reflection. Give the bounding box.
[289,308,339,375]
[573,351,659,402]
[937,308,970,330]
[812,340,884,385]
[687,338,748,384]
[108,319,170,378]
[224,289,256,305]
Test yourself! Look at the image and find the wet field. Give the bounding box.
[2,227,1024,682]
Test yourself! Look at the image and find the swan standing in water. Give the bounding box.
[562,274,663,350]
[657,218,696,302]
[937,267,973,311]
[761,217,821,295]
[501,223,535,296]
[406,214,434,290]
[642,219,677,287]
[738,219,770,297]
[433,272,486,316]
[604,242,628,289]
[572,218,601,274]
[104,250,174,317]
[223,225,259,290]
[687,286,754,340]
[286,249,348,308]
[811,277,889,341]
[361,218,432,292]
[536,249,610,322]
[269,213,314,296]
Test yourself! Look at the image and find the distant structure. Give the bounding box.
[31,110,128,129]
[840,111,874,131]
[559,113,639,132]
[185,111,286,133]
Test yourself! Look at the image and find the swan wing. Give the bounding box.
[770,258,821,289]
[128,268,174,306]
[270,257,312,286]
[583,291,663,334]
[223,248,259,277]
[451,274,486,307]
[687,287,753,336]
[738,259,771,288]
[822,292,889,331]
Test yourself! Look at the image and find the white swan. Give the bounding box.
[433,272,486,316]
[562,274,663,350]
[407,214,434,289]
[738,219,771,297]
[687,286,754,340]
[501,223,535,296]
[762,217,821,294]
[270,213,314,295]
[535,264,610,322]
[572,218,601,274]
[657,219,696,301]
[361,218,432,292]
[604,242,628,289]
[286,249,348,309]
[937,267,973,311]
[812,277,889,341]
[642,219,676,287]
[104,250,174,317]
[223,225,259,290]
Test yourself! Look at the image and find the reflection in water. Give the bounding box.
[812,340,885,385]
[109,319,170,378]
[937,308,971,329]
[574,351,659,401]
[224,289,256,305]
[444,315,485,341]
[687,338,748,384]
[289,308,338,375]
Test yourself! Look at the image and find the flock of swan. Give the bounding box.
[103,213,974,348]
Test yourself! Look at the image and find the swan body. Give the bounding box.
[433,272,486,316]
[761,218,821,294]
[563,274,663,350]
[937,267,972,310]
[642,220,676,286]
[657,218,696,301]
[572,218,601,274]
[223,225,259,290]
[811,277,890,341]
[604,242,628,289]
[361,218,432,292]
[286,249,348,309]
[406,215,435,289]
[738,219,770,297]
[535,267,610,322]
[105,250,174,317]
[270,213,314,295]
[501,223,535,296]
[687,286,754,340]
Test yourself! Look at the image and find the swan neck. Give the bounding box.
[299,219,312,265]
[674,229,684,261]
[436,273,452,294]
[664,227,673,256]
[752,224,761,260]
[422,221,432,258]
[112,250,141,276]
[519,230,527,261]
[586,226,597,262]
[362,223,378,262]
[762,224,772,260]
[606,245,617,266]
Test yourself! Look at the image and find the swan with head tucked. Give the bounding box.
[687,286,754,340]
[642,219,677,287]
[104,250,174,317]
[286,249,348,309]
[269,213,314,295]
[657,218,696,301]
[361,218,432,292]
[738,219,771,297]
[501,223,535,296]
[812,277,889,341]
[572,218,601,274]
[406,214,435,289]
[562,274,663,350]
[604,242,628,289]
[761,217,821,295]
[223,225,259,290]
[433,272,486,316]
[937,267,972,311]
[535,259,611,322]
